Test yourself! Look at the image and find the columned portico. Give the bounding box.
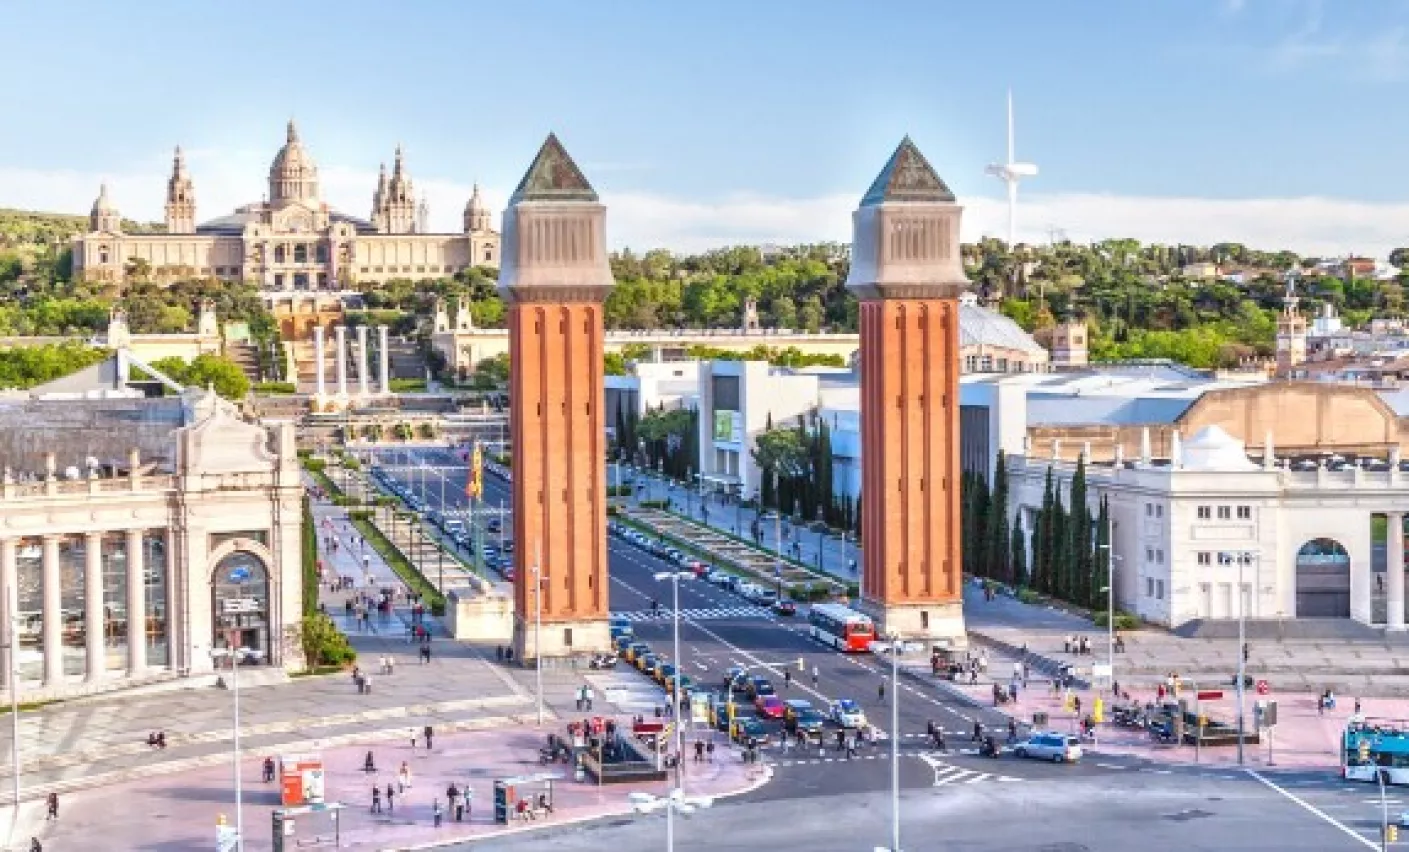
[1390,511,1405,630]
[127,528,147,675]
[84,531,104,681]
[41,535,62,686]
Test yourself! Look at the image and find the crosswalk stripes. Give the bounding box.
[611,606,775,623]
[917,753,1023,786]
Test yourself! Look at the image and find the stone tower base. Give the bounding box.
[860,599,968,653]
[512,615,611,666]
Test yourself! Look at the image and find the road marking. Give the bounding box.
[1248,769,1378,850]
[1096,762,1126,770]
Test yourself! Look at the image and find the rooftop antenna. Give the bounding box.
[985,89,1039,248]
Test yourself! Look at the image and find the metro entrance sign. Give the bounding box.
[1196,690,1224,701]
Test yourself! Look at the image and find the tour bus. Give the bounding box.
[808,603,876,653]
[1343,718,1409,784]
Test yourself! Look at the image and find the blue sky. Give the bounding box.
[5,0,1409,254]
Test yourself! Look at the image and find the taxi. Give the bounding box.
[731,716,770,745]
[829,699,867,729]
[782,699,814,730]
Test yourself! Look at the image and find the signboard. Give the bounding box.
[223,597,261,615]
[1195,690,1224,701]
[227,564,252,584]
[690,693,711,725]
[216,824,238,852]
[279,754,325,806]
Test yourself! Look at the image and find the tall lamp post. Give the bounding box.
[1220,550,1256,766]
[655,570,692,789]
[887,631,901,852]
[5,606,20,818]
[628,790,714,852]
[210,640,265,852]
[1097,542,1123,692]
[531,544,544,726]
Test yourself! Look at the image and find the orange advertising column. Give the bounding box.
[847,137,971,649]
[502,134,616,662]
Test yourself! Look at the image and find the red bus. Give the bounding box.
[808,603,875,653]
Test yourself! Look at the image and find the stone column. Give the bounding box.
[378,326,391,395]
[335,325,348,396]
[312,325,326,397]
[356,325,370,397]
[41,536,62,686]
[127,529,147,676]
[1390,512,1406,630]
[84,532,104,681]
[0,539,15,689]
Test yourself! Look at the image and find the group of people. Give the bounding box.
[1064,634,1098,656]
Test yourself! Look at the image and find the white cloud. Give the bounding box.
[4,151,1409,260]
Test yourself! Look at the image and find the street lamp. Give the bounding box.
[628,789,714,852]
[210,644,266,852]
[1219,550,1257,766]
[531,544,545,726]
[4,605,20,817]
[886,631,901,852]
[1096,543,1124,693]
[654,570,692,788]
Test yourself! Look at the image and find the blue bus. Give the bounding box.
[1343,718,1409,784]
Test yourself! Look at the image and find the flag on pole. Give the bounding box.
[468,443,484,500]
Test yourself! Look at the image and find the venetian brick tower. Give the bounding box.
[503,134,615,662]
[846,137,970,648]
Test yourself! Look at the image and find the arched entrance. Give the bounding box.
[211,551,271,663]
[1296,538,1351,618]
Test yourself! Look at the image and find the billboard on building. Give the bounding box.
[713,410,742,443]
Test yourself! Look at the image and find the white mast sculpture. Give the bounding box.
[985,89,1039,247]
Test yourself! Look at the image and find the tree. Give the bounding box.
[604,352,628,376]
[1068,455,1090,606]
[472,353,510,390]
[987,451,1011,582]
[1010,520,1028,588]
[798,295,824,333]
[149,353,250,399]
[1035,467,1056,594]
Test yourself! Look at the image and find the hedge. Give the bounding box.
[349,511,446,616]
[1092,610,1141,630]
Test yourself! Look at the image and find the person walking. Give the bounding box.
[371,784,383,814]
[812,665,819,688]
[706,741,715,762]
[694,740,705,762]
[433,798,444,828]
[386,783,396,813]
[398,761,412,792]
[424,725,435,750]
[45,793,58,821]
[878,679,886,703]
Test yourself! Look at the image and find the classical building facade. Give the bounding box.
[0,388,304,701]
[71,122,500,290]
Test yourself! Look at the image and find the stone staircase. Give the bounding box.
[388,338,426,381]
[224,340,264,385]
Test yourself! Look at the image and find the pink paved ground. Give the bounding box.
[24,720,761,851]
[944,674,1381,770]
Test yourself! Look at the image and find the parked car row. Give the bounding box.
[607,520,799,615]
[369,466,425,513]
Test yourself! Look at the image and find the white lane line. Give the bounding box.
[1096,762,1126,770]
[1248,769,1378,850]
[964,773,992,784]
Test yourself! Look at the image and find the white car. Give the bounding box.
[1012,732,1083,763]
[829,699,867,729]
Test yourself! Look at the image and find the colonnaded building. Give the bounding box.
[71,121,500,290]
[0,354,304,701]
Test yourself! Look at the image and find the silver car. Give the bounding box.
[1012,732,1083,763]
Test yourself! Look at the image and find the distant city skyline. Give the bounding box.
[6,0,1409,257]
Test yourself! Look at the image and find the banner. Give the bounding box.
[467,444,484,500]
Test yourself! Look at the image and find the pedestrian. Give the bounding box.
[446,783,460,820]
[812,665,819,687]
[784,670,791,689]
[45,793,57,821]
[1064,634,1073,654]
[1009,680,1019,702]
[363,751,376,773]
[386,783,396,812]
[433,799,443,828]
[878,680,885,702]
[424,725,434,750]
[694,740,705,762]
[1355,697,1363,715]
[263,756,276,782]
[706,741,715,762]
[398,761,412,792]
[28,837,40,852]
[1073,695,1082,715]
[371,785,383,814]
[836,729,846,752]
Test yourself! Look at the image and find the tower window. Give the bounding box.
[294,244,308,264]
[274,245,286,263]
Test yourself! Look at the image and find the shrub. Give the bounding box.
[390,378,426,393]
[1092,610,1140,630]
[639,499,668,510]
[1016,588,1043,605]
[300,458,327,474]
[606,485,632,497]
[417,422,436,439]
[299,614,357,668]
[252,381,297,395]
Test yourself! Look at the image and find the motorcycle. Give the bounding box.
[979,737,1001,759]
[589,654,617,670]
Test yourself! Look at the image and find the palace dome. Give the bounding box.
[268,120,319,205]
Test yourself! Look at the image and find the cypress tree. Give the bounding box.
[1051,494,1068,599]
[1011,519,1028,588]
[961,473,977,576]
[614,396,627,457]
[988,451,1011,583]
[1068,456,1089,606]
[1094,495,1111,612]
[853,491,863,542]
[1036,467,1056,594]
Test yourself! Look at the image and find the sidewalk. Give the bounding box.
[23,718,762,851]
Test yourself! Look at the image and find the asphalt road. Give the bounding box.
[367,448,1388,851]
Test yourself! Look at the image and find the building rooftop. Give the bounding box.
[196,206,375,236]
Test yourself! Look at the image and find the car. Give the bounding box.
[638,653,661,674]
[1013,732,1083,763]
[656,663,677,685]
[724,666,749,691]
[711,701,732,731]
[625,643,651,664]
[746,677,775,700]
[487,518,502,533]
[730,717,770,745]
[773,599,797,616]
[782,699,813,727]
[793,710,827,737]
[755,695,786,719]
[614,635,633,654]
[609,618,633,640]
[666,674,694,696]
[707,570,731,586]
[829,699,867,729]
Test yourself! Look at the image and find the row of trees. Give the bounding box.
[963,453,1112,612]
[752,414,860,535]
